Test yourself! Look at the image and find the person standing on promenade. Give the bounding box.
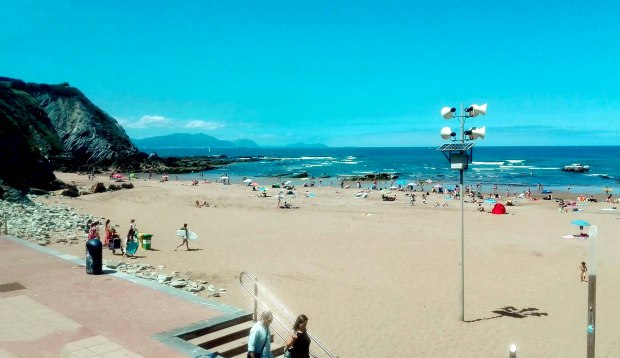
[175,223,190,251]
[87,221,100,240]
[104,219,112,247]
[285,314,311,358]
[248,310,274,358]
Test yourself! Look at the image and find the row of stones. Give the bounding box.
[105,261,225,296]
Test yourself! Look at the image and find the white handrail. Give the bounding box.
[240,272,337,358]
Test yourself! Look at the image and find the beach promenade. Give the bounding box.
[0,235,244,358]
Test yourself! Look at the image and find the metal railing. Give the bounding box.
[240,272,337,358]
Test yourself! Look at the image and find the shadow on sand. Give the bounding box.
[466,306,549,323]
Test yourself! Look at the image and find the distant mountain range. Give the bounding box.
[284,142,329,148]
[132,133,259,149]
[131,133,328,149]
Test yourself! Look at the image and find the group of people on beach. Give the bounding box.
[248,311,311,358]
[86,218,195,253]
[85,218,137,256]
[195,200,211,207]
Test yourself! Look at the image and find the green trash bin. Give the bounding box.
[141,234,153,250]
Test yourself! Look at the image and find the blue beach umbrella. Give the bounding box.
[542,189,552,194]
[571,219,591,227]
[484,199,497,204]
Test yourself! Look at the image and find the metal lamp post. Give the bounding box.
[437,103,487,321]
[587,225,598,358]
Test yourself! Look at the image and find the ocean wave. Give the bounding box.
[585,173,614,179]
[471,161,504,165]
[273,156,335,161]
[341,161,358,165]
[300,156,334,160]
[499,165,534,169]
[506,159,525,163]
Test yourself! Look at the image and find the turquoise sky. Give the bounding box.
[2,1,619,147]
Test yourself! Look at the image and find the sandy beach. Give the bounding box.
[33,172,620,357]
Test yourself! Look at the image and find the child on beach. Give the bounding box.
[579,262,588,282]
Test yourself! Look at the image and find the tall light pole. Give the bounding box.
[587,225,598,358]
[437,103,487,321]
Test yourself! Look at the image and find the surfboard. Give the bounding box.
[176,229,198,240]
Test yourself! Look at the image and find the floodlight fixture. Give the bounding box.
[464,103,487,117]
[464,126,486,140]
[440,126,456,140]
[441,106,456,119]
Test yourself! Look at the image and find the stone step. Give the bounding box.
[178,312,254,340]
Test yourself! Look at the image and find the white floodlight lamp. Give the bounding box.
[465,103,487,117]
[465,126,486,140]
[440,127,456,140]
[441,106,456,119]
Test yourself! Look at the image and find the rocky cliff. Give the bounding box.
[0,77,145,197]
[17,79,144,170]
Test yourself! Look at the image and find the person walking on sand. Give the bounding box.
[284,314,311,358]
[580,261,588,282]
[175,223,190,251]
[123,219,137,255]
[248,310,274,358]
[410,193,416,206]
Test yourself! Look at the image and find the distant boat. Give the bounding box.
[561,163,590,173]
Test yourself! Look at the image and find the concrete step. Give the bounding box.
[178,312,254,341]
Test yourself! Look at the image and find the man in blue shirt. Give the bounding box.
[247,310,274,358]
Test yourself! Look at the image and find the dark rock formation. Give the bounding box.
[0,77,147,199]
[0,80,65,194]
[91,182,107,193]
[345,173,400,181]
[61,185,79,197]
[20,80,145,171]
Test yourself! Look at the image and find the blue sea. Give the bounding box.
[143,146,620,194]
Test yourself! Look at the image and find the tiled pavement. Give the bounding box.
[0,235,246,357]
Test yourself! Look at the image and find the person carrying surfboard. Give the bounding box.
[175,223,191,251]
